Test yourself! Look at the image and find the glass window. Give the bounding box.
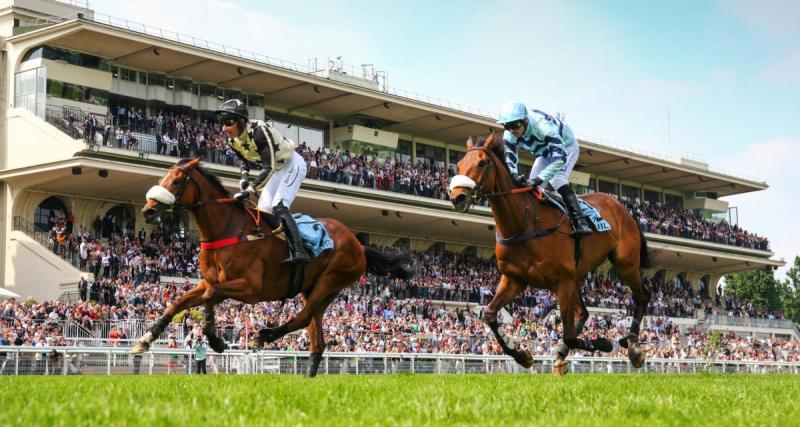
[138,72,148,85]
[664,193,683,209]
[148,73,165,87]
[272,121,299,142]
[396,140,412,162]
[225,89,242,101]
[644,189,662,205]
[587,177,597,193]
[46,79,109,106]
[621,184,641,204]
[415,143,445,168]
[175,78,192,92]
[215,87,225,101]
[120,68,137,82]
[299,127,324,151]
[191,84,199,95]
[448,149,464,166]
[21,46,44,62]
[111,66,119,79]
[598,180,619,197]
[200,84,216,97]
[247,95,264,107]
[166,77,175,91]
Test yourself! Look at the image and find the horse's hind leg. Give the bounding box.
[306,309,328,378]
[257,274,343,346]
[611,248,651,369]
[483,275,532,368]
[132,281,208,354]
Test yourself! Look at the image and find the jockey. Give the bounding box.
[215,99,309,264]
[498,101,592,237]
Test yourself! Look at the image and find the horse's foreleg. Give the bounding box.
[574,294,613,354]
[483,275,531,368]
[131,281,208,354]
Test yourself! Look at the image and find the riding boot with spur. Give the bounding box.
[557,184,592,237]
[272,203,310,265]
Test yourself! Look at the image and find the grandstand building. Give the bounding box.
[0,0,785,327]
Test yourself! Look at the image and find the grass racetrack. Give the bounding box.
[3,374,799,426]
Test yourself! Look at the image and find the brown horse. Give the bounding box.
[449,134,651,375]
[132,158,414,377]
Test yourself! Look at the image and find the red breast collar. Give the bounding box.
[200,237,241,250]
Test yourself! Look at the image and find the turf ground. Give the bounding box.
[3,374,799,426]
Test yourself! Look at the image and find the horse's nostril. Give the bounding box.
[454,194,466,204]
[143,208,156,217]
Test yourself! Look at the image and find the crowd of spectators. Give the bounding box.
[3,291,798,366]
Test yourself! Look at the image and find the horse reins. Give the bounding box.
[464,146,569,243]
[162,164,277,245]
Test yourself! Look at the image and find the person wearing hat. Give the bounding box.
[497,101,591,236]
[215,99,309,264]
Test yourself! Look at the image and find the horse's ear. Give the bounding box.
[466,136,474,149]
[484,132,496,148]
[186,158,200,168]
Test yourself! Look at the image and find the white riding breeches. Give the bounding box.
[257,151,307,213]
[528,140,579,189]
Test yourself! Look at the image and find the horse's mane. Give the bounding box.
[475,135,512,177]
[176,158,230,197]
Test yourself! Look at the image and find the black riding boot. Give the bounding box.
[557,185,592,237]
[273,203,310,265]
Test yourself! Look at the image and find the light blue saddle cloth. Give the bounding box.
[542,191,612,233]
[292,214,334,256]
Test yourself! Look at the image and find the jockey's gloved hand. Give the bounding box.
[511,174,528,187]
[239,177,251,192]
[528,176,544,188]
[233,190,251,201]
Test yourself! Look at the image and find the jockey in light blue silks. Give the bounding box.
[498,101,592,236]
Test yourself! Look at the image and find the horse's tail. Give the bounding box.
[363,246,416,279]
[638,225,651,269]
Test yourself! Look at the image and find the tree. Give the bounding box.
[723,268,787,314]
[782,256,800,323]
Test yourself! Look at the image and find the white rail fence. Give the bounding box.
[1,347,798,376]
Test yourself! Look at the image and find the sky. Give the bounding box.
[89,0,799,278]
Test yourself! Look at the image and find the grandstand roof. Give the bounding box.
[9,16,767,197]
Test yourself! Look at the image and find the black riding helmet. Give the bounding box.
[215,99,249,135]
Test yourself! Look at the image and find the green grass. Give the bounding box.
[2,374,799,426]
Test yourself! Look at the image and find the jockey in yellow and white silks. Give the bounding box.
[216,99,309,264]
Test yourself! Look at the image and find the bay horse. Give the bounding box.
[132,158,415,377]
[449,134,651,375]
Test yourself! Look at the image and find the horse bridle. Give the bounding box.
[461,145,568,243]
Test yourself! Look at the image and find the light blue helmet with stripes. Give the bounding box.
[497,102,528,124]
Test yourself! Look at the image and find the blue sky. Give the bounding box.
[91,0,799,277]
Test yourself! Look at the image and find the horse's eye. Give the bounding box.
[173,178,186,186]
[478,160,486,167]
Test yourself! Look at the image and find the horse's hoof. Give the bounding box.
[592,338,614,353]
[618,337,629,349]
[513,350,533,369]
[552,359,568,377]
[131,341,150,354]
[209,340,227,354]
[629,347,645,368]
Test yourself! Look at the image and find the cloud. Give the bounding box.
[719,137,800,279]
[759,50,800,91]
[721,0,800,39]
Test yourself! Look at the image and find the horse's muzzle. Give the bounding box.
[451,193,471,213]
[142,204,166,224]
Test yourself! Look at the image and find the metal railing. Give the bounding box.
[12,216,84,271]
[706,315,798,331]
[1,346,798,376]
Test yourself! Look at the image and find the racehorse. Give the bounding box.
[132,158,415,377]
[449,134,651,375]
